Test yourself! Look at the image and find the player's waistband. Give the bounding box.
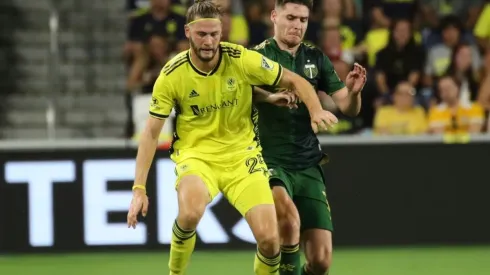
[171,146,262,163]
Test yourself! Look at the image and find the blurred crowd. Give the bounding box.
[123,0,490,140]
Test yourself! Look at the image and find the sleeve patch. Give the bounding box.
[261,56,274,71]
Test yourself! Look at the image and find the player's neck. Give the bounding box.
[273,37,300,56]
[189,48,220,74]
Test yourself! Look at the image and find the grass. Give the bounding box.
[1,246,489,274]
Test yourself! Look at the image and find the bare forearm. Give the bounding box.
[252,86,272,102]
[290,77,323,113]
[134,122,161,187]
[341,90,362,116]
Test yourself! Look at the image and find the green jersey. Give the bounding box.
[253,38,345,170]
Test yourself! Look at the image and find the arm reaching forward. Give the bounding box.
[277,68,338,132]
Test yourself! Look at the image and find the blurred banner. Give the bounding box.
[1,143,490,253]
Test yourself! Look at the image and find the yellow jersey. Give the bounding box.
[428,102,484,134]
[374,106,427,135]
[149,42,283,162]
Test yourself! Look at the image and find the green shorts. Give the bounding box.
[269,165,333,232]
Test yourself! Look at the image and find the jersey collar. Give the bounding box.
[187,45,223,77]
[268,37,303,57]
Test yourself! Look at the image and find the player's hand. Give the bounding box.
[310,110,338,133]
[127,188,149,229]
[345,63,367,94]
[266,90,299,109]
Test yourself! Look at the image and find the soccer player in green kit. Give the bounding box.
[252,1,367,275]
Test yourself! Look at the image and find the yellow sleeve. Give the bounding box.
[229,16,249,44]
[149,73,176,119]
[474,4,490,39]
[241,48,283,86]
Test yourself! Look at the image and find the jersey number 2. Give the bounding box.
[245,154,264,174]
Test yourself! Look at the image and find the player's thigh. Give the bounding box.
[292,166,333,231]
[175,158,220,213]
[224,152,278,242]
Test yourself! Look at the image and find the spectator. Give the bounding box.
[374,82,427,135]
[445,43,481,105]
[320,0,358,51]
[421,0,482,30]
[128,35,174,145]
[428,75,484,134]
[321,20,351,80]
[213,0,249,45]
[375,19,425,103]
[424,16,481,89]
[368,0,419,29]
[126,0,189,16]
[126,0,187,61]
[245,1,269,47]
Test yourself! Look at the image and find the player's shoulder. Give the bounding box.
[301,42,324,55]
[220,42,246,59]
[250,38,274,53]
[160,50,189,77]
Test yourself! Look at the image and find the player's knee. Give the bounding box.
[307,249,332,275]
[177,206,205,229]
[256,229,280,256]
[176,176,209,229]
[246,204,280,256]
[273,187,300,244]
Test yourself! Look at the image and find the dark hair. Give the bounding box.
[439,74,462,88]
[275,0,313,10]
[445,43,479,100]
[439,15,463,33]
[387,19,416,50]
[186,0,222,24]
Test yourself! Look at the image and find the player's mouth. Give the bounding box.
[201,49,214,54]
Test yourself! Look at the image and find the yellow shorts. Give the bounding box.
[174,149,274,216]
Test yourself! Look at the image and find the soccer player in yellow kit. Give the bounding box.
[126,1,338,274]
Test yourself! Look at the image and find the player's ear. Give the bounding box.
[271,10,277,24]
[184,25,191,39]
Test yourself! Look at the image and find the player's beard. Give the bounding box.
[189,38,218,62]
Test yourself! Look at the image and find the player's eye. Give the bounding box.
[300,18,308,23]
[197,32,206,37]
[287,15,295,21]
[211,32,219,37]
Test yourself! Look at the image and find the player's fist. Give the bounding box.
[127,188,149,229]
[266,90,299,109]
[345,63,367,94]
[310,110,338,133]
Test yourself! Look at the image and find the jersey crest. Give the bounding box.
[226,77,237,91]
[304,61,318,79]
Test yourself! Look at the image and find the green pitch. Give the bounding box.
[1,246,489,275]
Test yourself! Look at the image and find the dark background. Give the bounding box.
[1,143,489,253]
